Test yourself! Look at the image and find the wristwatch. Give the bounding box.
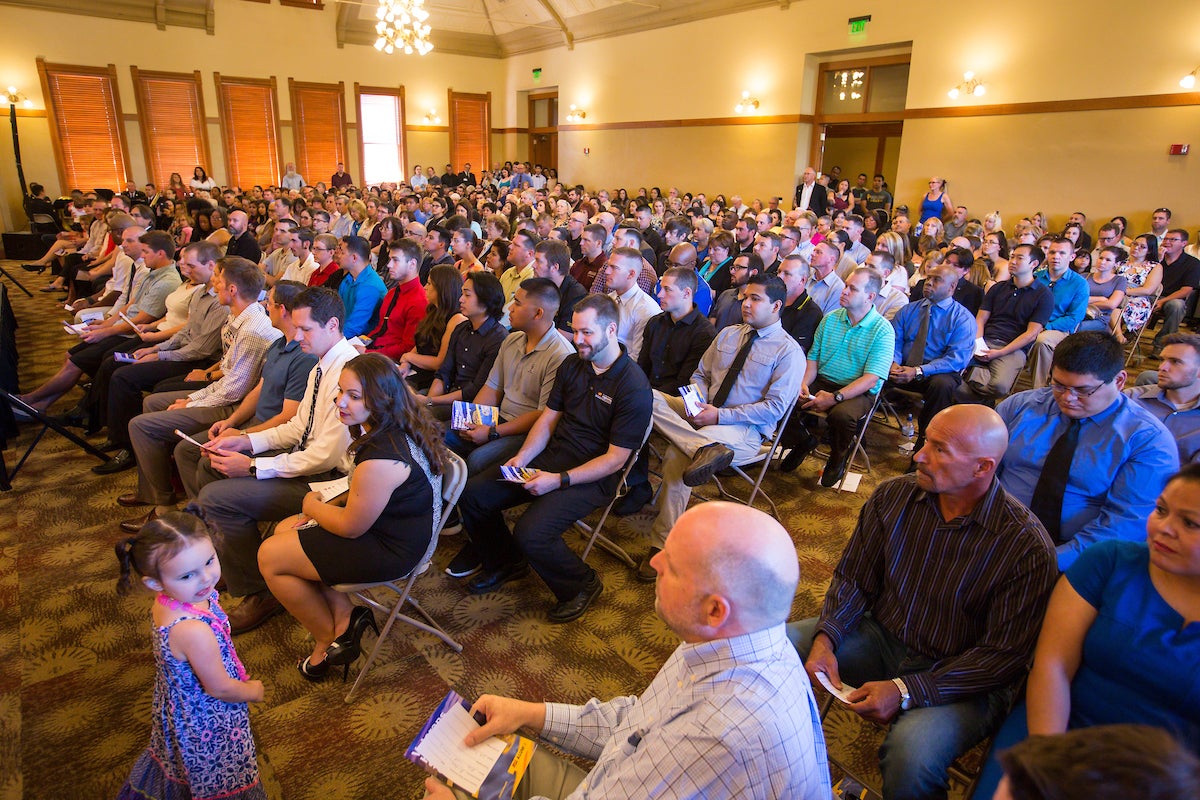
[248,462,257,478]
[487,426,501,441]
[559,472,571,488]
[892,677,912,711]
[834,391,845,403]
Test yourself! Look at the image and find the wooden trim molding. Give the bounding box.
[904,91,1200,119]
[559,113,814,132]
[492,127,527,134]
[406,124,450,133]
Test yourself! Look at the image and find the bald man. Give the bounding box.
[788,405,1058,800]
[653,241,713,316]
[425,502,830,800]
[225,210,262,263]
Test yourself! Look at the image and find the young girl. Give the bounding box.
[116,509,267,800]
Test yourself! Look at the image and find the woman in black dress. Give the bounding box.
[259,353,447,680]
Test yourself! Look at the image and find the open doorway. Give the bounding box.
[820,122,903,190]
[528,91,558,172]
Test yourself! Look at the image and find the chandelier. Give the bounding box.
[374,0,434,56]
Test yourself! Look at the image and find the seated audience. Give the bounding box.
[776,255,824,353]
[277,227,318,285]
[637,267,717,394]
[698,229,735,296]
[456,295,652,623]
[260,353,447,681]
[955,244,1054,404]
[335,235,387,339]
[656,242,712,316]
[359,238,426,361]
[888,264,977,452]
[424,272,507,418]
[1113,234,1162,343]
[1124,332,1200,464]
[604,247,661,360]
[400,265,467,392]
[640,273,801,578]
[121,259,278,526]
[992,725,1200,800]
[789,405,1058,800]
[305,233,342,289]
[866,250,909,320]
[424,502,831,800]
[910,246,984,315]
[1028,238,1089,387]
[996,331,1178,570]
[224,210,262,263]
[976,465,1200,795]
[589,227,658,296]
[197,287,356,634]
[570,223,607,289]
[1077,246,1126,332]
[805,240,847,315]
[783,268,895,487]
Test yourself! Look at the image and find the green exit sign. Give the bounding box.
[849,15,870,34]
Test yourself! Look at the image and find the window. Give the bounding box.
[37,59,130,191]
[448,91,491,174]
[288,79,347,186]
[215,73,282,189]
[355,84,407,187]
[130,68,211,188]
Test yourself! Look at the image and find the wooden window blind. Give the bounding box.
[130,68,211,189]
[36,59,130,192]
[288,80,347,185]
[354,83,407,187]
[448,91,491,174]
[215,74,282,189]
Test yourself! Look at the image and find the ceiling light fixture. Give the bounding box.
[564,104,586,123]
[734,91,759,114]
[948,71,986,99]
[3,86,34,109]
[374,0,434,56]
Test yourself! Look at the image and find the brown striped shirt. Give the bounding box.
[817,474,1057,707]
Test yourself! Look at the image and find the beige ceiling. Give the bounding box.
[0,0,795,59]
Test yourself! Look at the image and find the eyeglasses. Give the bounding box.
[1049,379,1107,399]
[1163,237,1185,244]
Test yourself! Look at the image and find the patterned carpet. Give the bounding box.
[0,257,954,800]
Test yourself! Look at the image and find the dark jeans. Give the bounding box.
[888,372,961,441]
[784,376,876,470]
[458,459,608,602]
[88,355,205,444]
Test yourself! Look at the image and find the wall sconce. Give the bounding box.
[734,90,759,114]
[1181,67,1198,90]
[3,86,34,109]
[948,71,986,99]
[424,108,441,124]
[564,104,586,123]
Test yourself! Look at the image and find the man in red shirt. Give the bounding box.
[362,238,426,360]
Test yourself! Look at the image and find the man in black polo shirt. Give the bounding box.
[420,226,455,283]
[1151,229,1200,353]
[954,244,1054,404]
[710,253,762,332]
[777,255,824,353]
[225,210,262,264]
[457,294,653,623]
[911,247,983,315]
[638,267,716,393]
[423,271,508,421]
[533,239,587,332]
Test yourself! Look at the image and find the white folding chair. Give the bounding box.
[334,449,468,703]
[573,418,655,569]
[1125,284,1163,367]
[708,391,800,519]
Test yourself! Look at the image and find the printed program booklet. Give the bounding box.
[452,401,501,431]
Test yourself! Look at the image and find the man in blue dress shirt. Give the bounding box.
[996,331,1178,570]
[888,264,976,452]
[1027,237,1089,388]
[335,235,386,339]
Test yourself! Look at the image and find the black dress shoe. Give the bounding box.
[48,405,88,429]
[635,548,661,583]
[683,443,734,487]
[819,451,851,488]
[466,560,529,594]
[117,492,151,507]
[548,572,602,623]
[93,449,135,475]
[120,508,158,533]
[779,433,819,473]
[21,264,47,273]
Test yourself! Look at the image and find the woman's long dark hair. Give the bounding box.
[342,354,446,475]
[413,264,463,350]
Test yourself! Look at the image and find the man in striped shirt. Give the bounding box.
[788,404,1058,800]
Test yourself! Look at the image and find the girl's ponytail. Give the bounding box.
[115,537,139,596]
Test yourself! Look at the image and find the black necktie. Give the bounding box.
[711,329,758,408]
[296,366,323,452]
[1029,419,1081,543]
[904,301,931,367]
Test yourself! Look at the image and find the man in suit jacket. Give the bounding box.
[793,167,829,217]
[458,162,477,187]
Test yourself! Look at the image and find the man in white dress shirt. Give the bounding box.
[605,247,661,361]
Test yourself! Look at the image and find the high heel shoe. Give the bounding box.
[324,605,378,667]
[297,654,351,683]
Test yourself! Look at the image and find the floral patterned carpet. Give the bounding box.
[0,258,976,800]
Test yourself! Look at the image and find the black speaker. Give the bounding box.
[1,232,45,261]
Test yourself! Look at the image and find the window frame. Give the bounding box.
[36,58,132,192]
[448,89,491,178]
[354,83,408,189]
[288,78,348,188]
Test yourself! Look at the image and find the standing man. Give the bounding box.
[335,235,387,339]
[790,405,1058,800]
[456,295,653,623]
[888,265,977,452]
[1028,237,1089,387]
[424,502,830,800]
[794,166,829,217]
[330,162,353,190]
[197,288,356,633]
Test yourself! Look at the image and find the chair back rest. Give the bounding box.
[411,448,466,569]
[612,415,655,498]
